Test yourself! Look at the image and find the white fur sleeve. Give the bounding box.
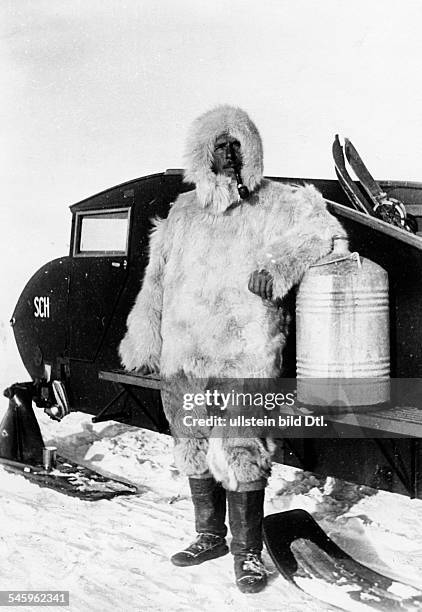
[257,185,347,299]
[118,217,168,372]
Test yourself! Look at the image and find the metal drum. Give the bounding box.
[296,236,390,407]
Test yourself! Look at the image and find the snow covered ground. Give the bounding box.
[1,404,422,612]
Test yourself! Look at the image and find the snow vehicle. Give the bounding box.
[4,139,422,501]
[3,138,422,609]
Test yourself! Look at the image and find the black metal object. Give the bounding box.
[11,259,71,382]
[94,370,169,433]
[91,388,128,423]
[90,384,167,433]
[122,384,167,433]
[1,384,44,464]
[275,436,422,499]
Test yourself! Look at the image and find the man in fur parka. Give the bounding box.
[119,105,346,593]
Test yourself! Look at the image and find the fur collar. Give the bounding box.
[183,105,264,214]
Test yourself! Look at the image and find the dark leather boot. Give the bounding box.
[227,489,267,594]
[171,477,229,566]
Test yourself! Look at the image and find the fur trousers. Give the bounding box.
[161,374,275,491]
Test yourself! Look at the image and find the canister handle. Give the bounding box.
[311,236,362,268]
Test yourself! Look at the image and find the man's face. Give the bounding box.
[212,134,242,177]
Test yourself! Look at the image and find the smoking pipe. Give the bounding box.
[228,142,250,199]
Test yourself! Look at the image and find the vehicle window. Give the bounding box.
[75,209,129,255]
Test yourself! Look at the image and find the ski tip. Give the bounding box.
[263,509,422,609]
[344,137,356,156]
[337,134,348,148]
[332,135,342,155]
[333,134,349,150]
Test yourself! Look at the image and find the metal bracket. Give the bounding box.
[92,383,168,433]
[91,389,129,423]
[121,384,168,433]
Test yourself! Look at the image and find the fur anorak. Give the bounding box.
[119,105,346,489]
[120,106,346,379]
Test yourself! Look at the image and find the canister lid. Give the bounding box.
[332,235,350,255]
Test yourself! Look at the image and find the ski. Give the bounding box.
[0,383,139,501]
[0,454,139,501]
[344,138,387,204]
[264,509,422,611]
[344,138,417,233]
[332,135,374,216]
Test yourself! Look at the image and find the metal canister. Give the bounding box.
[42,446,57,471]
[296,236,390,407]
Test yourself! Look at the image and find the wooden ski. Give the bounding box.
[332,135,374,216]
[0,455,139,501]
[264,509,422,611]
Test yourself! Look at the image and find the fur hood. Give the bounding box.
[183,105,264,213]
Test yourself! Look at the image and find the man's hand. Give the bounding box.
[248,269,273,300]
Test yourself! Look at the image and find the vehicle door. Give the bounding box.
[68,206,131,362]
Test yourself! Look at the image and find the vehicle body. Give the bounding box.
[10,170,422,497]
